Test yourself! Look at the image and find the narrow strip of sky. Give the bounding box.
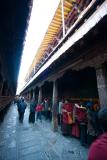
[17,0,60,94]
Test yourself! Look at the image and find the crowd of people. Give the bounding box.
[16,97,44,123]
[16,97,101,146]
[16,97,107,159]
[58,99,101,147]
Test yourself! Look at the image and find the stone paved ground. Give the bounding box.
[0,103,88,160]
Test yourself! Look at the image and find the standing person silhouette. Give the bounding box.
[17,98,27,123]
[36,103,43,122]
[29,99,37,124]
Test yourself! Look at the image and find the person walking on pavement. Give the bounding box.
[17,98,27,123]
[36,103,43,122]
[29,99,37,124]
[16,97,21,112]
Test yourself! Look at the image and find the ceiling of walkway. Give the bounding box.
[0,0,32,92]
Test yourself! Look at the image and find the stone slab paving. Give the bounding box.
[0,103,88,160]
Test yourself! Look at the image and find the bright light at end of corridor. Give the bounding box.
[16,0,60,95]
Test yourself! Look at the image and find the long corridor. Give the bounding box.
[0,103,88,160]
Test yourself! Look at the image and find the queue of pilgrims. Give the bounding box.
[17,97,101,147]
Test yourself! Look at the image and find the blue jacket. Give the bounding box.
[18,101,27,113]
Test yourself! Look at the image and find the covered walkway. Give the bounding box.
[0,1,107,160]
[0,103,87,160]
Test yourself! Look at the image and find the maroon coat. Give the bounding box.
[76,107,87,124]
[88,133,107,160]
[62,103,73,124]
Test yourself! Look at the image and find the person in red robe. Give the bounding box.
[76,104,87,146]
[62,100,73,136]
[71,103,80,138]
[88,107,107,160]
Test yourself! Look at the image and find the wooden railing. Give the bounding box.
[0,96,14,111]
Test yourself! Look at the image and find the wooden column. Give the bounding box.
[96,64,107,108]
[29,91,31,101]
[32,88,35,100]
[52,80,58,132]
[52,80,58,105]
[38,87,42,104]
[0,81,4,96]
